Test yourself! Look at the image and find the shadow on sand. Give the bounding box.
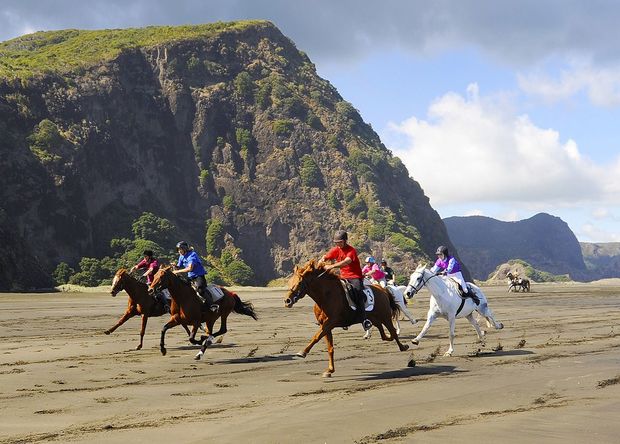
[357,364,464,381]
[216,354,299,365]
[472,349,534,358]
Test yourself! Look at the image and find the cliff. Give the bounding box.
[0,21,459,290]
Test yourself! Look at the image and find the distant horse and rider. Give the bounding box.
[507,272,531,292]
[148,266,257,360]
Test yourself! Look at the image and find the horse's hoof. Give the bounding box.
[135,345,142,351]
[443,351,453,357]
[322,371,333,378]
[160,348,167,356]
[104,330,111,335]
[216,336,224,344]
[295,351,306,358]
[498,323,504,330]
[411,339,419,345]
[401,344,409,351]
[194,352,202,361]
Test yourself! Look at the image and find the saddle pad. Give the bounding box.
[207,285,225,302]
[340,281,374,311]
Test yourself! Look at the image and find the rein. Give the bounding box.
[414,270,468,316]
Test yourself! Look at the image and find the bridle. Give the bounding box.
[405,269,438,297]
[285,270,326,307]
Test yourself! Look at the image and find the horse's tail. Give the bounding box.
[233,294,258,320]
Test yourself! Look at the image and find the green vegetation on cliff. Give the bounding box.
[0,20,268,79]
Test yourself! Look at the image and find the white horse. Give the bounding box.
[363,284,417,339]
[404,264,503,356]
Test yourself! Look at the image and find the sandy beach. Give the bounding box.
[1,282,620,443]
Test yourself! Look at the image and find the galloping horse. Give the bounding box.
[363,284,417,340]
[105,268,192,350]
[149,266,257,360]
[405,264,504,356]
[284,260,409,378]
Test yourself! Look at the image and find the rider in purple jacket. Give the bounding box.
[430,246,468,293]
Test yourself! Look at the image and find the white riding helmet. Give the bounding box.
[365,256,375,264]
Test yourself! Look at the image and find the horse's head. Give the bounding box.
[111,269,128,297]
[284,259,325,308]
[404,263,428,298]
[148,266,173,296]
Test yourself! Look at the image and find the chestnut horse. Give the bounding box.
[105,269,193,350]
[149,266,257,360]
[284,260,409,378]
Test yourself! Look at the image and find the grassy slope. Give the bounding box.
[0,20,269,79]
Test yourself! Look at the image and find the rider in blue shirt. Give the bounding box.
[173,241,218,312]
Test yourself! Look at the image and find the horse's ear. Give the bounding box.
[294,265,299,273]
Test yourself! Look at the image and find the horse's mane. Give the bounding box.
[115,268,128,277]
[297,259,339,281]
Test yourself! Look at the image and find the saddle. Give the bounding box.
[339,280,375,312]
[452,280,480,305]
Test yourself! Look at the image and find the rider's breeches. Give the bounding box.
[448,271,468,293]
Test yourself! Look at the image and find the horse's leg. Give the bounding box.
[466,313,485,343]
[395,317,401,335]
[382,318,409,351]
[104,310,135,335]
[160,317,180,356]
[183,323,193,338]
[195,318,218,361]
[399,300,417,325]
[297,321,335,358]
[478,302,504,330]
[323,331,335,377]
[445,316,456,356]
[412,311,438,345]
[188,324,202,345]
[136,315,148,350]
[363,328,372,340]
[212,313,228,338]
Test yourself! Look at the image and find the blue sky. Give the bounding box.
[2,0,619,242]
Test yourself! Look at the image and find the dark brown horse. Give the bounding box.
[148,266,258,359]
[284,260,409,378]
[105,268,192,350]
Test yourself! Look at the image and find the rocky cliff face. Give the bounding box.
[444,213,588,281]
[581,242,620,279]
[0,21,459,290]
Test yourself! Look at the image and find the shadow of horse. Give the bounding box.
[357,364,465,381]
[215,354,299,365]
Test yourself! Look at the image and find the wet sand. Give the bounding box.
[1,283,619,443]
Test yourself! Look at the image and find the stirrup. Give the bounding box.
[362,319,372,331]
[209,304,219,313]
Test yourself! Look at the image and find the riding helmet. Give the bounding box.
[365,256,375,264]
[176,241,189,250]
[333,230,348,242]
[435,245,449,256]
[143,249,154,257]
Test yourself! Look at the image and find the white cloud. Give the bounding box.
[518,62,620,107]
[385,84,616,206]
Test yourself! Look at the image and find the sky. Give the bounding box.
[2,0,620,242]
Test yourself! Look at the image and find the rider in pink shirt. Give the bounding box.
[362,256,386,286]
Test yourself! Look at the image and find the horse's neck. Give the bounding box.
[124,277,149,303]
[307,278,342,307]
[423,271,456,301]
[168,277,198,304]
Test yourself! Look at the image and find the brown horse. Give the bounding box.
[148,266,258,359]
[105,269,193,350]
[284,260,409,378]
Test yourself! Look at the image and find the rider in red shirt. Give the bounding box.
[321,230,372,331]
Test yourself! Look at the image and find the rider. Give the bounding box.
[173,241,218,312]
[380,259,395,285]
[362,256,387,287]
[131,250,170,311]
[320,230,372,331]
[431,245,468,294]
